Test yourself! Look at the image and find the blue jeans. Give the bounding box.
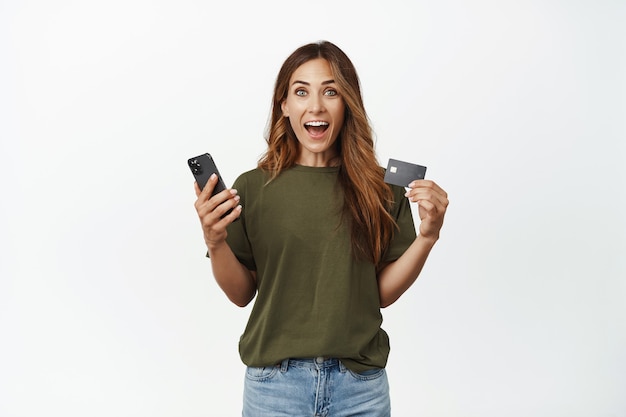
[242,357,391,417]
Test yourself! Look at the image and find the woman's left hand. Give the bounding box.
[405,180,449,241]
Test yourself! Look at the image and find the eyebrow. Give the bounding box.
[292,79,336,86]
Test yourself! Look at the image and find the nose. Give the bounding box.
[309,94,325,113]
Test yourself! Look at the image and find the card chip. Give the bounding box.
[390,166,398,173]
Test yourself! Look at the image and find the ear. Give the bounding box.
[281,100,289,118]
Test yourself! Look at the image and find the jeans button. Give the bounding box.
[315,356,324,364]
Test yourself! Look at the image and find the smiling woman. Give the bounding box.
[192,40,449,416]
[280,58,345,167]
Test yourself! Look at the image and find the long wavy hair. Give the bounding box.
[258,41,396,265]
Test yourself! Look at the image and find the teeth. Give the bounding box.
[305,121,329,127]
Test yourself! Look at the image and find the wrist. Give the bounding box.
[417,232,439,248]
[206,238,228,254]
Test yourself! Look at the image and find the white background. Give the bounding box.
[1,0,625,416]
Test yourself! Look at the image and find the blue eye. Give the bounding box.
[295,89,307,97]
[325,89,338,96]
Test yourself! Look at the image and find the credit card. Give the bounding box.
[384,159,427,187]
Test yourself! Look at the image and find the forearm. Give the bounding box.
[208,242,257,307]
[377,234,438,308]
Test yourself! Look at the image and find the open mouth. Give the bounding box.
[304,121,329,136]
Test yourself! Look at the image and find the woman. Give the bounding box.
[194,40,448,416]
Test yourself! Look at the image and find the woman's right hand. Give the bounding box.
[194,173,242,250]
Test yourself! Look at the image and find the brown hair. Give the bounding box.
[258,41,396,264]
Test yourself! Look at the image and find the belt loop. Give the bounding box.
[338,360,347,373]
[280,359,289,373]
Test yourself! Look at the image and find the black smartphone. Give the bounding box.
[188,153,228,195]
[188,153,235,218]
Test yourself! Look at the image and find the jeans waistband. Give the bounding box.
[279,357,347,372]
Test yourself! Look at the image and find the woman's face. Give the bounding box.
[281,58,345,167]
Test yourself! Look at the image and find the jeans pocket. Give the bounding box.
[245,365,279,382]
[347,367,385,381]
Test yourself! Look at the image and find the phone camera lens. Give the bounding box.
[189,159,203,175]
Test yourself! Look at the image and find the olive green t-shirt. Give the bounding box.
[225,165,416,372]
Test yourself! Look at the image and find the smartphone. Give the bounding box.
[188,153,228,194]
[188,153,235,218]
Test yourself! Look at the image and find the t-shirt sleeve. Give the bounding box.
[381,184,417,263]
[224,173,257,271]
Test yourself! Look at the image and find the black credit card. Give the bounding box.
[384,159,427,187]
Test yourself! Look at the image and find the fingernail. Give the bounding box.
[230,188,238,195]
[210,173,217,180]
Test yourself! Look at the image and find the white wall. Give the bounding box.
[1,0,624,416]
